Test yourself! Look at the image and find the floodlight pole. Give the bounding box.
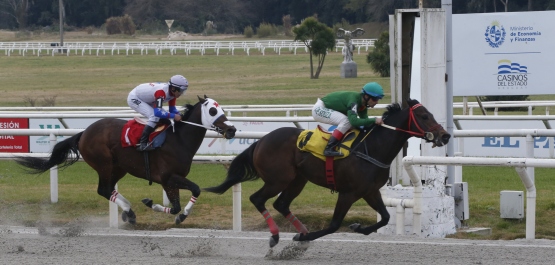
[59,0,64,47]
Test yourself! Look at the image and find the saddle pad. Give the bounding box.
[121,119,169,148]
[296,125,359,161]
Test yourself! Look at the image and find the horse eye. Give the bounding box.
[209,107,218,116]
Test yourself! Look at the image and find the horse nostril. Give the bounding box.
[442,134,451,143]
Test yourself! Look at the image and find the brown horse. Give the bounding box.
[205,99,450,247]
[16,96,236,225]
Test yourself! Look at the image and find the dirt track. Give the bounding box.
[1,225,553,265]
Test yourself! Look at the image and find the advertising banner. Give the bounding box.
[456,119,555,158]
[453,11,554,96]
[29,118,101,152]
[0,118,29,153]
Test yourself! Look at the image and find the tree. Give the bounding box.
[293,17,336,79]
[0,0,30,29]
[366,30,390,77]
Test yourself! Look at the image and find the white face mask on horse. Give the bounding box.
[201,98,234,131]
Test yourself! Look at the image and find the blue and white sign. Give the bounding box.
[453,11,554,96]
[456,120,555,158]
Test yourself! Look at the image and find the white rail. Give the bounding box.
[403,156,555,239]
[0,39,376,57]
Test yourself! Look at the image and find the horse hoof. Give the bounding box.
[175,214,187,225]
[269,234,279,248]
[349,223,361,232]
[141,198,153,208]
[293,233,301,241]
[122,210,137,225]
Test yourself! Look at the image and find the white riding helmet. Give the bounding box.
[169,75,189,92]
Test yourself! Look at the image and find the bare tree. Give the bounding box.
[499,0,509,12]
[0,0,30,29]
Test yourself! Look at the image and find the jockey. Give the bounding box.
[312,82,384,157]
[127,75,189,152]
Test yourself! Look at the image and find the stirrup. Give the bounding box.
[324,149,343,157]
[137,143,155,152]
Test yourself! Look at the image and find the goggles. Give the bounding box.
[171,83,188,93]
[362,90,383,100]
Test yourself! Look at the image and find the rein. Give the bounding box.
[178,120,229,138]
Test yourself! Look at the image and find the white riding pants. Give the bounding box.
[127,92,159,128]
[312,98,352,134]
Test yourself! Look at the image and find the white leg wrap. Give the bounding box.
[152,204,172,214]
[109,191,131,212]
[183,196,197,216]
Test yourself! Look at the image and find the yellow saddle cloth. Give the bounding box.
[296,125,360,161]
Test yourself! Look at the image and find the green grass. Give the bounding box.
[1,40,555,239]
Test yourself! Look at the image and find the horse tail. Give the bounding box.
[204,141,260,194]
[15,132,83,175]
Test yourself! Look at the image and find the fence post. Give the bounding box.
[233,183,242,231]
[49,133,58,203]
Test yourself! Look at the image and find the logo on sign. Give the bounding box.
[36,124,63,144]
[497,59,528,89]
[485,21,506,48]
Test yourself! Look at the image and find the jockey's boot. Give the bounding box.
[323,136,343,157]
[137,125,155,152]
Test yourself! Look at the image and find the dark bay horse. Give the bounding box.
[205,99,450,247]
[16,96,236,225]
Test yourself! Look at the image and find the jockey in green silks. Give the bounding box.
[311,82,385,157]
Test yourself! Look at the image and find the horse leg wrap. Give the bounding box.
[110,190,131,212]
[286,213,309,234]
[152,204,172,214]
[182,196,197,216]
[262,210,279,236]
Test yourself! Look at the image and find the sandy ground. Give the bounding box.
[1,224,553,265]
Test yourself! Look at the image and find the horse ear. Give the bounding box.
[204,95,208,99]
[197,95,203,102]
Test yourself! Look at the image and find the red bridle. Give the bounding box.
[381,104,442,140]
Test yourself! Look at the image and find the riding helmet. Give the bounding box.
[361,82,384,99]
[169,75,189,92]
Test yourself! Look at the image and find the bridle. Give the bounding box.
[381,104,442,141]
[168,100,233,138]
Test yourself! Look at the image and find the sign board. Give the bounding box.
[456,120,555,158]
[165,20,174,31]
[453,11,555,96]
[0,118,29,153]
[29,118,102,152]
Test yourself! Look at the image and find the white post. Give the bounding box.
[454,152,463,183]
[396,204,404,235]
[526,135,535,182]
[49,133,58,203]
[109,184,119,228]
[232,183,242,231]
[514,167,536,239]
[163,190,170,206]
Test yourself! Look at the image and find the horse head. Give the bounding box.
[405,99,450,147]
[195,95,236,139]
[382,99,450,147]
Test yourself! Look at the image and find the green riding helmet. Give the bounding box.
[361,82,384,99]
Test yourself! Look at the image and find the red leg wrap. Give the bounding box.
[286,213,309,234]
[262,210,279,236]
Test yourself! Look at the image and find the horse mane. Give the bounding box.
[181,103,196,120]
[381,98,420,118]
